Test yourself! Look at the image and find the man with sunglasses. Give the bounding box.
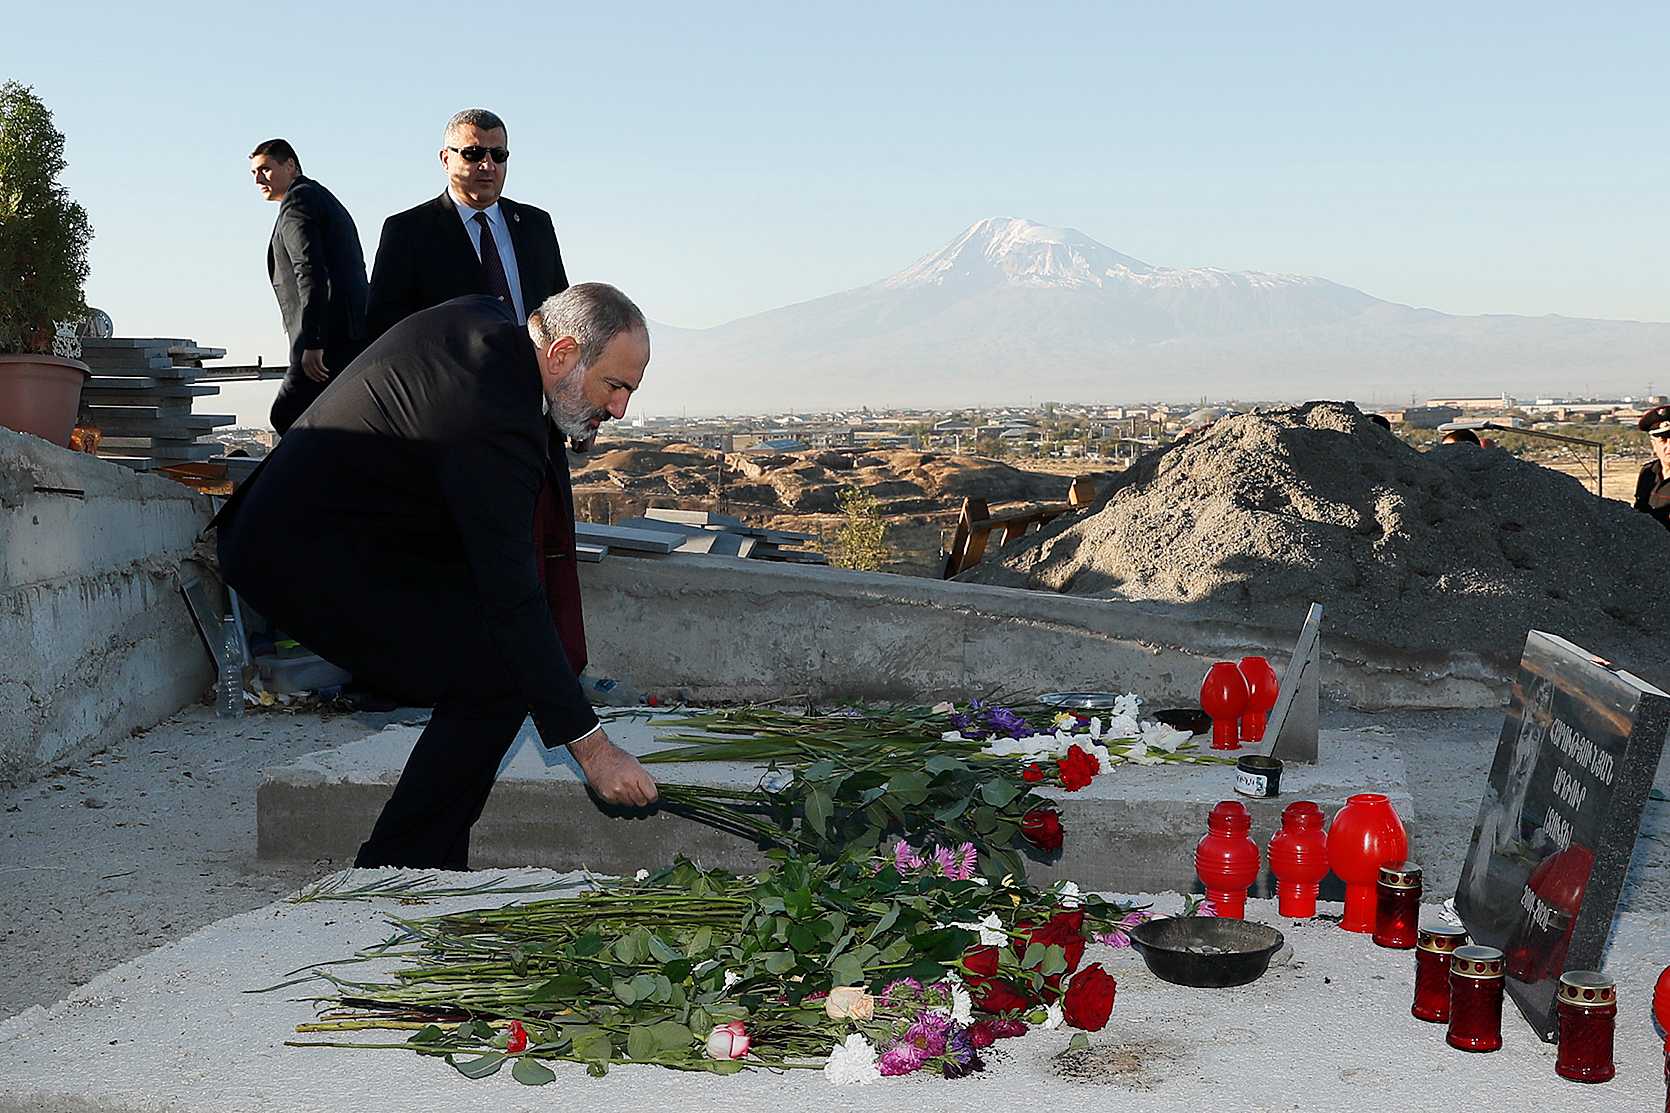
[365,108,568,340]
[1632,405,1670,531]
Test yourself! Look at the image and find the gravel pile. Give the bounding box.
[962,401,1670,676]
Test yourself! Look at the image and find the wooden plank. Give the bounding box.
[573,523,679,554]
[941,497,989,578]
[80,338,195,350]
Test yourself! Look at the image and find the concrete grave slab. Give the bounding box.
[259,713,1417,895]
[1,877,1664,1113]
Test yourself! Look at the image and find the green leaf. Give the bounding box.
[629,973,658,1001]
[1020,942,1046,969]
[923,755,964,775]
[764,950,798,974]
[571,1030,613,1065]
[1066,1032,1091,1053]
[450,1053,507,1079]
[611,977,638,1005]
[626,1025,658,1061]
[572,932,605,957]
[661,958,692,983]
[805,787,833,836]
[406,1025,445,1045]
[1040,946,1068,977]
[512,1056,557,1086]
[613,934,641,965]
[857,785,889,805]
[646,933,682,964]
[686,926,714,958]
[865,903,900,942]
[528,974,586,1003]
[789,923,819,953]
[980,778,1023,808]
[831,952,866,986]
[933,795,972,822]
[649,1020,694,1051]
[586,1061,608,1078]
[887,771,932,805]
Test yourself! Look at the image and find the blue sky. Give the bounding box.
[5,2,1666,424]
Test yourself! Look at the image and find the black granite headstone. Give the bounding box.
[1455,630,1670,1041]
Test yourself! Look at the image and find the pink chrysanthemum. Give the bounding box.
[1094,909,1151,948]
[877,1043,926,1076]
[893,840,926,873]
[932,842,978,881]
[881,977,924,1005]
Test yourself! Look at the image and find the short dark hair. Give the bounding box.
[1441,428,1481,445]
[529,283,647,366]
[248,138,301,173]
[445,108,507,142]
[1368,413,1391,430]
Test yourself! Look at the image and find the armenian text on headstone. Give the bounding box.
[1455,630,1669,1041]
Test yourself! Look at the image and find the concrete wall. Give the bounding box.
[0,428,215,785]
[578,553,1508,710]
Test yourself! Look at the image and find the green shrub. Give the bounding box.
[0,82,92,354]
[830,486,888,571]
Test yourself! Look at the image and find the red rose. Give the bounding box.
[1022,762,1045,783]
[505,1019,528,1053]
[962,945,1034,1014]
[1062,963,1117,1031]
[1016,908,1086,996]
[967,1020,998,1048]
[1057,744,1100,791]
[1020,807,1063,852]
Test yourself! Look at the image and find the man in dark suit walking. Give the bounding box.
[365,108,567,340]
[214,284,656,868]
[248,139,368,434]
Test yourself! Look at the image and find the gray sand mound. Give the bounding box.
[961,401,1670,676]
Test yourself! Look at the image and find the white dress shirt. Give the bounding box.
[452,197,526,324]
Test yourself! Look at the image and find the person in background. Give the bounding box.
[1441,428,1481,446]
[365,108,568,341]
[249,139,368,434]
[1367,413,1392,430]
[1633,404,1670,530]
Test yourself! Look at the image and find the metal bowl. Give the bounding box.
[1128,916,1286,988]
[1038,691,1124,709]
[1152,707,1212,735]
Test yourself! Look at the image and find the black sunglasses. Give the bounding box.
[448,145,510,164]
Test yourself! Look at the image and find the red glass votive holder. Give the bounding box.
[1554,971,1616,1084]
[1446,945,1505,1053]
[1411,922,1468,1022]
[1373,861,1422,949]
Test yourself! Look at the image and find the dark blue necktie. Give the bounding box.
[472,211,515,309]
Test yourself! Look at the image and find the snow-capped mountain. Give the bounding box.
[646,219,1669,412]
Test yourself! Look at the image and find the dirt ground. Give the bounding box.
[6,699,1662,1022]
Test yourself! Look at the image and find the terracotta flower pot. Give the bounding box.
[1327,792,1407,933]
[0,354,90,448]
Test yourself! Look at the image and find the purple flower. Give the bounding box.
[984,706,1030,738]
[905,1016,949,1057]
[1196,898,1218,918]
[931,842,979,881]
[940,1026,984,1078]
[877,1043,926,1076]
[893,840,926,873]
[880,977,924,1006]
[1094,909,1151,948]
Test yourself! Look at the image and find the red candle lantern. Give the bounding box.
[1554,971,1616,1084]
[1447,945,1506,1053]
[1268,801,1328,919]
[1237,656,1280,743]
[1652,965,1669,1036]
[1200,662,1250,751]
[1326,792,1408,933]
[1372,861,1422,949]
[1195,799,1260,920]
[1411,922,1469,1022]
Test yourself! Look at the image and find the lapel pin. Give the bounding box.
[513,213,521,223]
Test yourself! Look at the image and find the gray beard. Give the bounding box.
[547,364,599,440]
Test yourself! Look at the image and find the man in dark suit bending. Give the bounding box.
[249,139,369,434]
[366,108,567,340]
[215,284,656,868]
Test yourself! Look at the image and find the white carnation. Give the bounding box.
[823,1033,881,1086]
[633,869,650,882]
[1055,881,1084,909]
[1044,1002,1065,1030]
[951,912,1007,947]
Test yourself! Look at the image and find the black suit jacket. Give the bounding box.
[214,295,596,746]
[267,175,368,372]
[365,192,568,341]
